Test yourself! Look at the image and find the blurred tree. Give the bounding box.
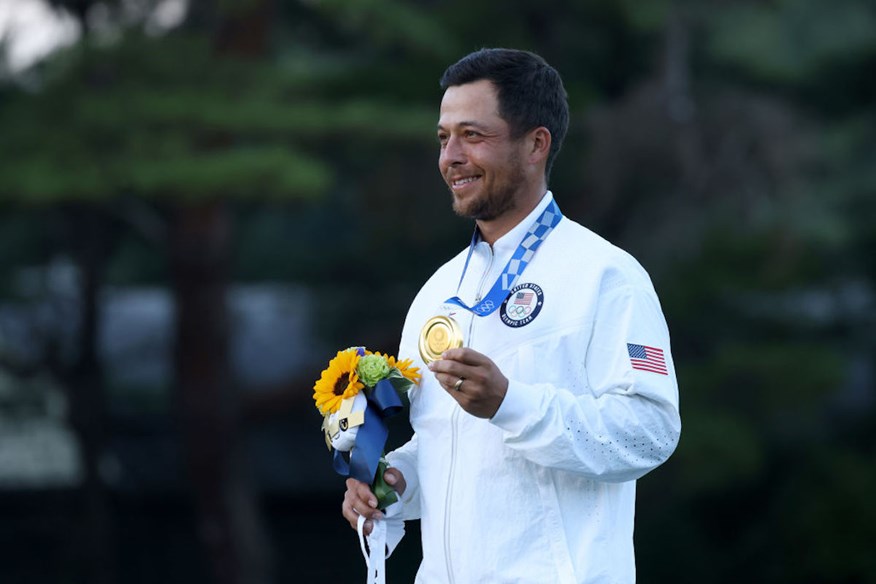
[0,1,442,583]
[3,3,125,584]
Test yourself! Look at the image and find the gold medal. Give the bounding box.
[419,315,464,364]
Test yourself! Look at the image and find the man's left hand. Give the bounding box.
[428,347,509,418]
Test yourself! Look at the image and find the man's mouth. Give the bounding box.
[450,176,481,190]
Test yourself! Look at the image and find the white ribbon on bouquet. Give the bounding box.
[356,499,405,584]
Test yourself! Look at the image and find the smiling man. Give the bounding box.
[342,48,681,583]
[439,78,535,234]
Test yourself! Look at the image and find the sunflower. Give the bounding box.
[313,349,365,415]
[386,355,421,384]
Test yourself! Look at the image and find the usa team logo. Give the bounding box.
[500,283,544,328]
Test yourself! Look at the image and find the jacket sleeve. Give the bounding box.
[385,433,421,520]
[489,280,681,482]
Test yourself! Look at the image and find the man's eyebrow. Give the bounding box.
[436,121,492,131]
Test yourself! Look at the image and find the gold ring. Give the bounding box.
[453,377,465,391]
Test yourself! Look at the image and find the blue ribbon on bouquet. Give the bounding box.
[332,378,404,484]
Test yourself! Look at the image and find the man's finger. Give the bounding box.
[441,347,488,365]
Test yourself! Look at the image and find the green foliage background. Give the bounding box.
[0,0,874,582]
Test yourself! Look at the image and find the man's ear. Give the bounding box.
[527,127,552,165]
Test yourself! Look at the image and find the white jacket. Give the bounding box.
[387,192,681,583]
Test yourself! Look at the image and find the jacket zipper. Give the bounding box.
[467,245,494,346]
[443,406,460,584]
[444,245,494,583]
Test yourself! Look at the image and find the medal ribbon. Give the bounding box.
[445,197,562,317]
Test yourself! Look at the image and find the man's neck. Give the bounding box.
[476,187,547,246]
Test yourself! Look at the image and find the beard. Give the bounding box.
[450,155,526,221]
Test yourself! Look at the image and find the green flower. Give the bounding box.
[357,354,390,386]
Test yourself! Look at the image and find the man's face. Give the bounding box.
[437,79,527,221]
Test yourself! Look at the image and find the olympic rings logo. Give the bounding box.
[507,305,532,318]
[475,300,495,313]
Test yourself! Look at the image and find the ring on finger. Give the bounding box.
[453,377,465,391]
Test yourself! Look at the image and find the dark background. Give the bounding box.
[0,0,874,582]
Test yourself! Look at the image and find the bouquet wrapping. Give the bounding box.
[312,347,420,583]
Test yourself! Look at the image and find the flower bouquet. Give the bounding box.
[313,347,420,583]
[313,347,420,509]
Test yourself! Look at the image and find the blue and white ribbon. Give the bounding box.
[445,197,562,317]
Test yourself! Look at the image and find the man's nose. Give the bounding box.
[440,135,466,167]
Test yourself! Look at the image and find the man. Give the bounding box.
[343,48,681,583]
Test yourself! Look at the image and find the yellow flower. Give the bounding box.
[387,355,421,384]
[313,349,365,415]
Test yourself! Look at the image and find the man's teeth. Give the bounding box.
[453,177,478,186]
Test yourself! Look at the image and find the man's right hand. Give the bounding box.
[342,467,406,535]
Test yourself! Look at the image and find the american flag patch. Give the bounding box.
[514,292,534,304]
[627,343,668,375]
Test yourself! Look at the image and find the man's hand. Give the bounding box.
[342,467,406,536]
[428,347,509,418]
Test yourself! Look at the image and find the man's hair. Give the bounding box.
[440,48,569,180]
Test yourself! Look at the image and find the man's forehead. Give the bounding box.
[438,81,502,127]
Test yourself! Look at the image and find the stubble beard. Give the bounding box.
[450,158,525,222]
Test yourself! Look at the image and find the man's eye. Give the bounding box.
[464,131,480,138]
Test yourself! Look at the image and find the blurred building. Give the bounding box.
[0,264,324,490]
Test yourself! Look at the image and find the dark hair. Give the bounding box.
[440,48,569,180]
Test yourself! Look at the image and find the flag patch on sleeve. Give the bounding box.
[627,343,668,375]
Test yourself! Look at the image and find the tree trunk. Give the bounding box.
[63,206,117,584]
[169,201,271,584]
[170,2,275,582]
